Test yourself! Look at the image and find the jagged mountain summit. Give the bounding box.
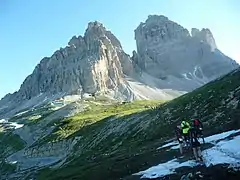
[133,15,238,91]
[15,21,134,100]
[0,22,138,117]
[0,15,238,118]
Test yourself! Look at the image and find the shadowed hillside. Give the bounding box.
[36,68,240,180]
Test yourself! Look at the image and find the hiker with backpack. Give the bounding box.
[181,120,191,145]
[175,125,184,154]
[189,127,203,161]
[192,119,204,143]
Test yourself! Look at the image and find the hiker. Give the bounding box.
[181,120,191,145]
[192,119,204,143]
[189,127,203,161]
[175,125,184,154]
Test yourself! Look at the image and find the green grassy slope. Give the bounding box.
[0,132,25,159]
[9,104,57,125]
[44,100,164,141]
[0,132,25,175]
[36,68,240,180]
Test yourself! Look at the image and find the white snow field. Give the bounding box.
[0,119,24,129]
[136,129,240,179]
[157,141,179,150]
[134,159,198,179]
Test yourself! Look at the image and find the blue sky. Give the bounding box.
[0,0,239,99]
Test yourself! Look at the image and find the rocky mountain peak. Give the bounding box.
[134,15,190,60]
[68,35,85,49]
[191,28,217,50]
[85,21,106,38]
[87,21,104,29]
[133,15,238,91]
[146,15,169,24]
[0,21,137,115]
[84,21,122,50]
[135,15,190,43]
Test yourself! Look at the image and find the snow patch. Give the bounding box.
[10,122,24,129]
[0,119,8,123]
[165,129,240,151]
[146,129,240,179]
[203,148,238,167]
[0,119,24,129]
[171,145,180,150]
[8,161,17,165]
[157,141,178,150]
[14,110,29,117]
[82,93,94,98]
[205,129,240,144]
[203,135,240,167]
[182,73,191,80]
[193,66,198,78]
[63,95,81,102]
[134,159,198,179]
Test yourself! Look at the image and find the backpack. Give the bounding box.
[194,119,200,126]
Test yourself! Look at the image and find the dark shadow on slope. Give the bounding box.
[36,109,179,180]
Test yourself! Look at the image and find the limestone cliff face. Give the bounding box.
[191,28,217,50]
[15,22,134,102]
[133,15,239,91]
[0,22,138,118]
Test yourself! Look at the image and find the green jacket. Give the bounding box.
[181,121,190,134]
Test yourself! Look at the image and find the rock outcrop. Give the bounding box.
[133,15,238,91]
[0,22,138,117]
[17,21,134,101]
[191,28,217,50]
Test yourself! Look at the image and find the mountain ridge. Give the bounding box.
[0,15,238,119]
[133,15,238,90]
